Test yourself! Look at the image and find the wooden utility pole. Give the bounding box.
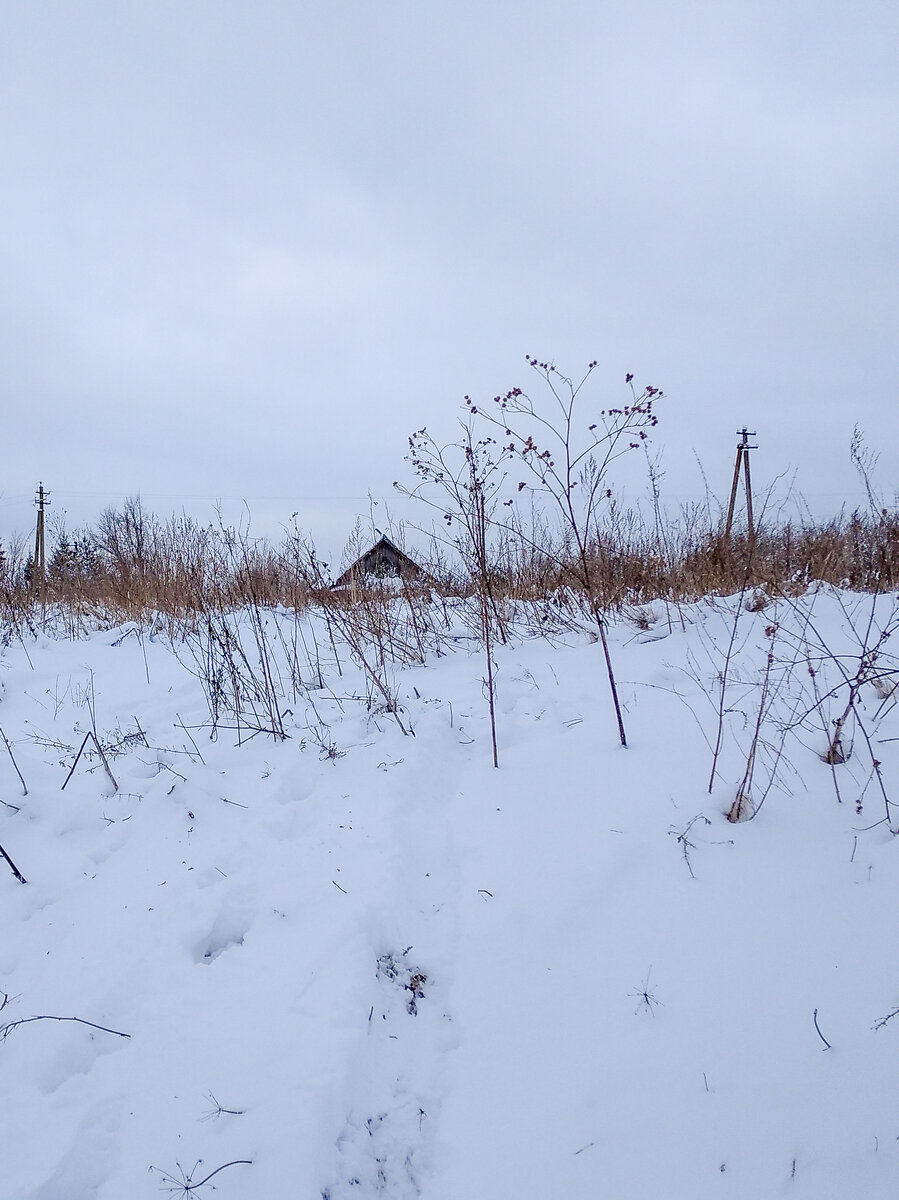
[724,429,756,554]
[33,482,50,604]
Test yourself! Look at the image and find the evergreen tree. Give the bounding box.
[49,533,79,587]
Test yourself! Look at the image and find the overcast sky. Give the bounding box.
[2,0,897,560]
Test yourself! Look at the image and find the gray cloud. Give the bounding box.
[1,1,897,556]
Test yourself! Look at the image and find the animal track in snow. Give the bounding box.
[323,951,442,1198]
[35,1025,124,1096]
[376,952,428,1016]
[192,888,257,964]
[325,1098,426,1199]
[27,1093,123,1199]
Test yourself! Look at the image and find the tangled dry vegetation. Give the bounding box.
[4,360,897,634]
[1,498,898,635]
[2,483,899,834]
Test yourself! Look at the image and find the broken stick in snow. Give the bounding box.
[61,732,119,793]
[0,838,26,884]
[0,725,27,795]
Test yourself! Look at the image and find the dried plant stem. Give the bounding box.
[708,586,749,794]
[728,631,778,823]
[475,487,500,769]
[0,838,26,884]
[596,617,627,747]
[61,731,119,793]
[0,725,28,795]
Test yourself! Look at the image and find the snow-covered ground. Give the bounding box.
[1,589,898,1199]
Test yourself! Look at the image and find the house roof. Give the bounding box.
[333,535,421,588]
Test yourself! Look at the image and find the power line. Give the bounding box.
[0,492,403,503]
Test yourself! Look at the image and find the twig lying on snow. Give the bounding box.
[812,1008,832,1050]
[668,814,711,878]
[0,1013,130,1042]
[872,1005,899,1031]
[150,1159,252,1197]
[199,1091,245,1122]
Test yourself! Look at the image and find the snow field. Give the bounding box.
[0,592,898,1198]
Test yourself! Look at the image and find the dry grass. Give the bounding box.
[2,497,899,634]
